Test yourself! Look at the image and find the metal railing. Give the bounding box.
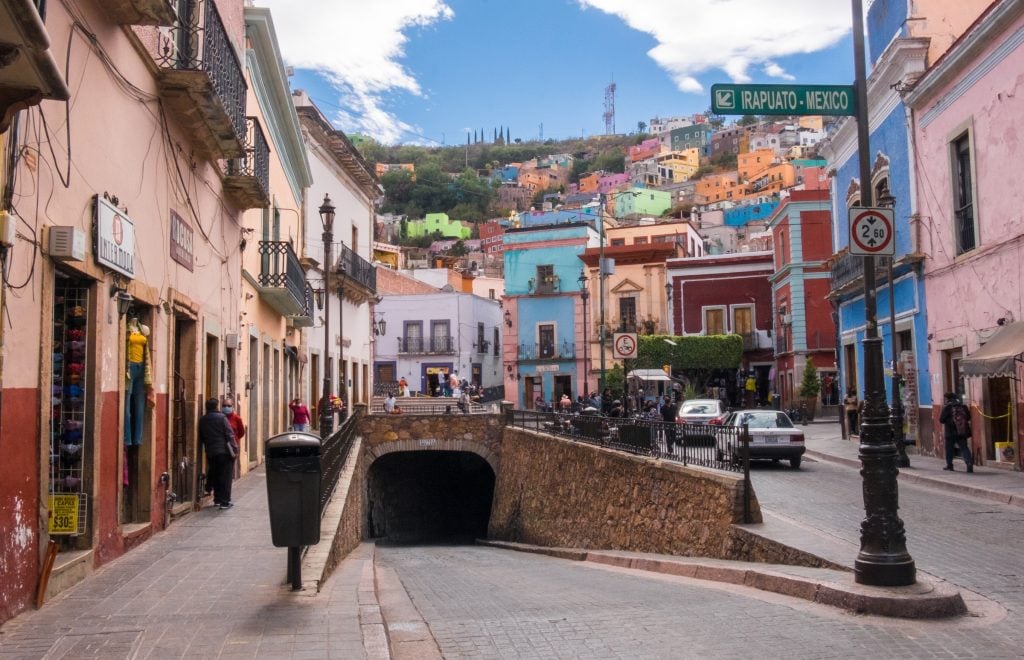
[154,0,245,143]
[830,251,890,293]
[506,410,754,522]
[319,409,360,515]
[519,341,575,360]
[398,335,455,354]
[257,241,306,313]
[337,242,376,293]
[224,116,269,196]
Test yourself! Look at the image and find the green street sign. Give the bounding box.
[711,83,856,116]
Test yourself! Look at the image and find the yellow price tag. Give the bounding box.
[48,494,79,535]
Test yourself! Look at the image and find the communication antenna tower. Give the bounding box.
[603,82,616,135]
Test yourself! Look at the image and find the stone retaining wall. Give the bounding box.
[358,413,505,471]
[489,427,763,560]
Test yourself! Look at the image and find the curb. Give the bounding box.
[479,540,967,620]
[804,449,1024,509]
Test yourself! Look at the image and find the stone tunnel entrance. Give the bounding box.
[366,451,495,544]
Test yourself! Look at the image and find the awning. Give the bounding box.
[628,369,670,382]
[961,322,1024,378]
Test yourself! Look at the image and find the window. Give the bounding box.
[619,297,637,331]
[493,327,499,356]
[477,323,485,353]
[610,238,626,246]
[488,289,495,299]
[951,132,976,254]
[538,324,555,358]
[403,321,423,352]
[430,320,450,352]
[536,264,556,293]
[634,236,648,245]
[704,308,725,335]
[733,307,753,335]
[943,348,964,397]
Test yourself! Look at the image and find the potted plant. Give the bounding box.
[798,362,820,423]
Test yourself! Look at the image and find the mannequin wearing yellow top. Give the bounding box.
[125,317,152,446]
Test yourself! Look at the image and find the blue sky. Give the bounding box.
[263,0,856,145]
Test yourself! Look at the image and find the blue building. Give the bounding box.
[724,201,780,227]
[502,222,598,408]
[819,1,933,446]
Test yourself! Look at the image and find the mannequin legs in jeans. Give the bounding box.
[124,362,145,445]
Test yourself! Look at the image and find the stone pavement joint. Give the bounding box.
[375,564,442,659]
[479,539,968,619]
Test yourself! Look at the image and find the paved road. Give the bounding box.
[378,543,1012,659]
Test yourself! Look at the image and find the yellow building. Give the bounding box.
[656,148,701,183]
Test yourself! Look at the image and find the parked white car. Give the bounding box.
[715,409,806,469]
[677,399,726,425]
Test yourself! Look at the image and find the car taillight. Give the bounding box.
[789,434,804,443]
[708,417,723,425]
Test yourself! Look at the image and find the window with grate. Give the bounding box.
[951,132,976,255]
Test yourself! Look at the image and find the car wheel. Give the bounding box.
[790,456,802,469]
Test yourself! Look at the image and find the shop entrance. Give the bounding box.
[171,316,198,508]
[986,377,1014,459]
[121,305,154,525]
[554,375,572,402]
[523,376,537,408]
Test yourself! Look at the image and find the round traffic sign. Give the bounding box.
[850,209,894,255]
[613,333,637,359]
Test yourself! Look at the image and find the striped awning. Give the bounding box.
[961,322,1024,378]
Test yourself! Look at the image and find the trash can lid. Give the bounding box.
[266,431,322,449]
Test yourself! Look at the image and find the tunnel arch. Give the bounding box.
[365,447,497,544]
[366,437,500,474]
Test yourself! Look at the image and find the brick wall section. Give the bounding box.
[375,267,442,295]
[489,428,763,559]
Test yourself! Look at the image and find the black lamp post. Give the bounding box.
[578,270,590,397]
[850,0,915,586]
[318,194,335,438]
[665,280,673,334]
[877,187,910,469]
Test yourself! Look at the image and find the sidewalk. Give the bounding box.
[801,417,1024,507]
[0,469,382,659]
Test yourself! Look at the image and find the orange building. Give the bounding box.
[695,172,748,204]
[746,162,796,198]
[737,148,777,180]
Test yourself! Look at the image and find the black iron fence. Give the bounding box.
[257,240,306,314]
[224,116,269,196]
[519,341,575,360]
[337,242,376,293]
[506,409,753,519]
[398,335,454,354]
[318,409,360,515]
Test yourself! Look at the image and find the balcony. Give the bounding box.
[475,339,491,354]
[104,0,175,25]
[398,336,455,355]
[286,283,314,328]
[0,0,70,132]
[530,275,560,295]
[256,241,307,317]
[740,330,773,351]
[830,250,890,297]
[152,0,246,161]
[222,117,270,209]
[519,341,575,361]
[336,242,377,302]
[775,335,789,355]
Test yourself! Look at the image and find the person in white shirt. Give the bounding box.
[384,392,397,413]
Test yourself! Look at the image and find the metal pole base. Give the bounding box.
[856,427,916,586]
[855,555,916,586]
[288,546,302,591]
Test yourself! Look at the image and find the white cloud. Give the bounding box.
[763,62,796,81]
[578,0,850,94]
[258,0,453,143]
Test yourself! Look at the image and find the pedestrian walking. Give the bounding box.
[661,395,678,450]
[289,398,311,431]
[844,388,859,435]
[398,377,408,397]
[199,398,236,509]
[940,392,974,472]
[459,389,471,414]
[559,393,571,412]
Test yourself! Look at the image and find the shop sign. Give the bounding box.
[48,494,79,535]
[425,367,449,375]
[169,210,194,271]
[900,350,918,440]
[535,364,559,373]
[94,196,135,278]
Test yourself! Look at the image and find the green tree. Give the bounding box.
[605,364,625,394]
[738,114,759,127]
[448,240,468,257]
[799,362,821,399]
[637,120,647,133]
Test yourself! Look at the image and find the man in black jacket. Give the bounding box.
[199,397,237,508]
[661,395,678,450]
[939,392,974,473]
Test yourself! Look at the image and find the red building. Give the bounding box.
[479,221,506,255]
[767,189,837,408]
[667,252,775,401]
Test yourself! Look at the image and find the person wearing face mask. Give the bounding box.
[220,396,245,456]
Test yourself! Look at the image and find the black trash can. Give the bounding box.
[265,432,322,548]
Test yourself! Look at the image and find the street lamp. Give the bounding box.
[578,270,590,397]
[318,194,335,437]
[877,186,910,469]
[850,0,915,586]
[665,280,673,335]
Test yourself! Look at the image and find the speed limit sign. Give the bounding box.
[849,208,895,256]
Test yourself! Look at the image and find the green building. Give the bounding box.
[614,188,672,218]
[405,212,472,239]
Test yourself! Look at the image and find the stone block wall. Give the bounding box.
[358,413,505,472]
[489,428,762,559]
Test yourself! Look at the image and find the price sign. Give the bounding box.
[849,208,895,256]
[613,333,638,359]
[49,494,80,535]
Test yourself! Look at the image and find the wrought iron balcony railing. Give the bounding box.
[775,335,789,355]
[287,283,314,328]
[153,0,246,159]
[398,336,455,354]
[830,250,889,295]
[336,242,376,294]
[223,117,270,209]
[519,341,575,360]
[257,241,306,317]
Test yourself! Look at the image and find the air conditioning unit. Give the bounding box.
[225,333,239,349]
[49,226,86,262]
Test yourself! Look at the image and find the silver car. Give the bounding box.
[677,399,726,425]
[716,410,806,469]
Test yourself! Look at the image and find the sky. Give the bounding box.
[259,0,858,146]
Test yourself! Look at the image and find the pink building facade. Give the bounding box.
[906,0,1024,467]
